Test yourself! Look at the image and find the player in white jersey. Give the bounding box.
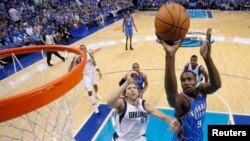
[69,45,102,114]
[107,71,180,141]
[184,55,208,86]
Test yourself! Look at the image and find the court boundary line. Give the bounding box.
[215,93,235,124]
[91,107,114,141]
[73,103,101,137]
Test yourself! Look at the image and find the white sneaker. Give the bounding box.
[94,106,99,114]
[96,93,102,100]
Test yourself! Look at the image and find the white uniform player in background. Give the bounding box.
[184,55,208,86]
[69,45,102,114]
[107,71,180,141]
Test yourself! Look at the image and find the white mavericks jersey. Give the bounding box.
[114,98,149,141]
[83,52,94,75]
[188,63,203,85]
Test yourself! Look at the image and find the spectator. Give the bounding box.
[62,28,72,43]
[8,7,21,22]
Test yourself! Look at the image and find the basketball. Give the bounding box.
[155,3,190,42]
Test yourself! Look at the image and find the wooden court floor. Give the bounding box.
[1,11,250,136]
[70,10,250,129]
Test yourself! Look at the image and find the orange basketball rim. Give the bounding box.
[0,45,86,122]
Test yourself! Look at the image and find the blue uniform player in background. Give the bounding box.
[158,28,221,141]
[123,9,137,50]
[119,63,148,98]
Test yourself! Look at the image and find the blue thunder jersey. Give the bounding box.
[172,92,207,141]
[134,72,144,92]
[125,15,132,27]
[114,97,148,141]
[124,15,133,36]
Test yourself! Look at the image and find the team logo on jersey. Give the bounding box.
[188,103,206,119]
[129,111,147,124]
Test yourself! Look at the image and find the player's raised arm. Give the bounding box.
[197,28,221,94]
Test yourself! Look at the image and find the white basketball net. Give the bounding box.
[0,50,79,141]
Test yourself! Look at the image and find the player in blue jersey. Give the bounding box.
[122,10,137,50]
[158,28,221,141]
[119,63,148,98]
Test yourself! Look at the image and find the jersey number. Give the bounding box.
[197,120,202,128]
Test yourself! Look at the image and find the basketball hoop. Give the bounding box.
[0,45,86,140]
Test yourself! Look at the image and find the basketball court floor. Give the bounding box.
[1,10,250,141]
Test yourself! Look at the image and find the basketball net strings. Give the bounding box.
[11,53,36,92]
[2,51,80,140]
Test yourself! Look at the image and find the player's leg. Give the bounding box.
[91,71,102,100]
[93,84,102,100]
[129,27,134,50]
[52,51,65,62]
[125,36,128,50]
[125,27,130,50]
[129,36,133,50]
[47,52,53,66]
[84,74,99,114]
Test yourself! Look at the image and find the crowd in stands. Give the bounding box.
[0,0,133,50]
[138,0,250,11]
[0,0,249,69]
[1,0,249,50]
